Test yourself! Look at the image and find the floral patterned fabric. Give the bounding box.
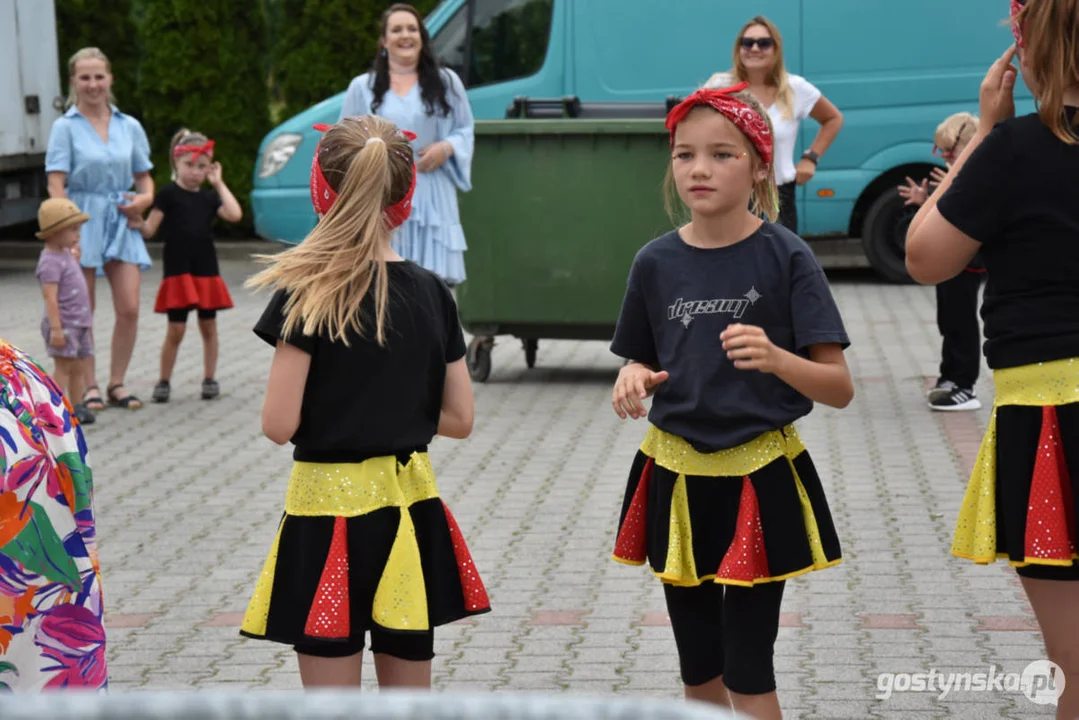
[0,338,106,692]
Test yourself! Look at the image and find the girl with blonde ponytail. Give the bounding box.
[240,115,489,689]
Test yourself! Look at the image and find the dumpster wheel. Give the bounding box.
[524,339,538,369]
[467,336,494,383]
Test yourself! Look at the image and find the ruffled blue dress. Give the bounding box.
[340,70,474,285]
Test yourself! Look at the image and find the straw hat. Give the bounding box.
[36,198,90,239]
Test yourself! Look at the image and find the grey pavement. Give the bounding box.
[0,251,1053,719]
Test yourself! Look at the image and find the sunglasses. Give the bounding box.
[740,37,775,50]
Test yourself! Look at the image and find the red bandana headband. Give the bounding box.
[1011,0,1026,48]
[310,123,418,229]
[665,82,773,164]
[173,140,214,159]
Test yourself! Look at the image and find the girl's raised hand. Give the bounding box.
[612,363,669,420]
[979,45,1018,128]
[898,177,929,206]
[208,162,224,186]
[721,324,785,373]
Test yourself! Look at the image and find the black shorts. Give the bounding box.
[294,628,434,661]
[167,308,217,323]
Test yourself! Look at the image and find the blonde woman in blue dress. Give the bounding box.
[339,3,474,288]
[46,47,154,411]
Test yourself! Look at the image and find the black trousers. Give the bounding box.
[776,182,797,234]
[936,270,983,389]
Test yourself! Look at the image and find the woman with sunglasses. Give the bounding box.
[706,16,844,233]
[907,2,1079,715]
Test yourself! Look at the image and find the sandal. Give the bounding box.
[82,385,105,412]
[107,384,143,410]
[73,403,96,425]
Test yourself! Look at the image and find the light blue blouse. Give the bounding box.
[339,70,474,284]
[45,106,154,275]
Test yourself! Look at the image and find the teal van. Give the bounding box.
[251,0,1031,281]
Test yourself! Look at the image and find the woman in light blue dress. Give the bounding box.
[339,3,474,287]
[46,47,154,410]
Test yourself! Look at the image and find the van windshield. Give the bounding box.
[430,0,554,88]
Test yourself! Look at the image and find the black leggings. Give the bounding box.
[664,580,785,694]
[166,308,217,323]
[776,182,798,234]
[294,628,434,661]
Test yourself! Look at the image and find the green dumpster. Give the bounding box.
[455,119,673,382]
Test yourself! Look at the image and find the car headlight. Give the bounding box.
[258,133,304,178]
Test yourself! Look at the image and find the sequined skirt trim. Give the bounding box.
[240,454,490,647]
[952,358,1079,568]
[612,426,842,588]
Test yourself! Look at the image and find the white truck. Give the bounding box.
[0,0,62,228]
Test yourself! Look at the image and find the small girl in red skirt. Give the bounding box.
[609,82,854,719]
[135,128,242,402]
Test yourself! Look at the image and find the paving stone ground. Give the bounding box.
[0,251,1055,718]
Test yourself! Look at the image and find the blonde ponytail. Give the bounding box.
[246,116,414,346]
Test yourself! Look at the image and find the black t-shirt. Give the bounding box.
[254,261,467,462]
[937,109,1079,369]
[611,224,850,453]
[153,182,222,278]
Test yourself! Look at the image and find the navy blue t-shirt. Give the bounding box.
[610,223,850,453]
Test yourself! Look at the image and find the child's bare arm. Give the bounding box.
[721,324,854,409]
[135,208,165,238]
[209,163,243,222]
[772,343,853,409]
[261,341,312,444]
[40,283,66,348]
[437,359,474,439]
[41,283,62,329]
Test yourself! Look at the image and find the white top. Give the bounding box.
[702,72,822,185]
[768,74,822,185]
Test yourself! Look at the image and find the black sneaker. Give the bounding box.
[73,403,95,425]
[929,385,981,412]
[927,378,956,403]
[201,378,220,400]
[152,381,170,403]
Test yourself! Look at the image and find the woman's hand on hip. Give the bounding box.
[979,45,1018,128]
[795,158,816,186]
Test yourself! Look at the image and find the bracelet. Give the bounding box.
[802,150,820,165]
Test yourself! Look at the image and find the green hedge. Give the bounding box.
[55,0,141,117]
[271,0,440,123]
[135,0,271,235]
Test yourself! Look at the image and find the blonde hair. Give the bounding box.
[724,16,795,120]
[66,47,116,110]
[246,116,414,346]
[169,128,211,180]
[664,90,780,223]
[933,112,979,155]
[1014,0,1079,144]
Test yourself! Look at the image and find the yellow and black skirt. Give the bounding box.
[241,451,490,647]
[612,425,842,587]
[952,358,1079,570]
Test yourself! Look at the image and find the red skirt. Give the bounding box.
[154,274,233,314]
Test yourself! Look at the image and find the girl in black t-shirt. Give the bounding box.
[907,1,1079,714]
[134,129,242,402]
[609,82,853,718]
[237,115,488,690]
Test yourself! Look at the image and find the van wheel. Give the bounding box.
[861,187,918,283]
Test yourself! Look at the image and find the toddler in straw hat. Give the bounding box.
[35,198,96,425]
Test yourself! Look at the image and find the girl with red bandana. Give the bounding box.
[608,83,854,718]
[133,129,242,403]
[238,116,488,690]
[907,1,1079,715]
